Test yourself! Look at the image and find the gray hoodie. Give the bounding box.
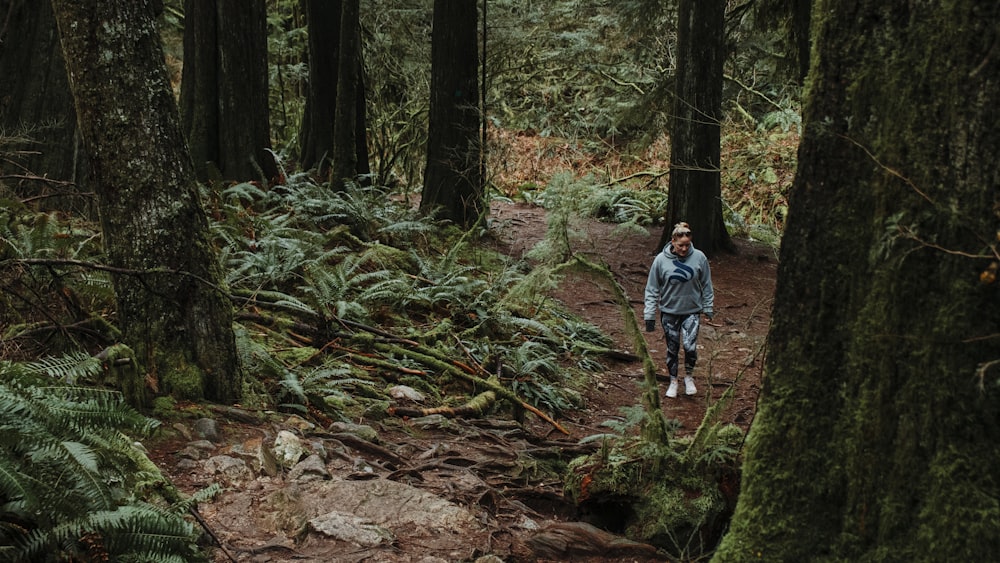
[644,242,714,320]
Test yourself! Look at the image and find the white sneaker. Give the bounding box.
[684,376,697,395]
[665,379,678,398]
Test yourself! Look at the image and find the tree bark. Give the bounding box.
[180,0,279,183]
[51,0,243,405]
[330,0,363,189]
[297,0,342,176]
[660,0,732,257]
[0,0,90,213]
[714,2,1000,561]
[420,0,483,229]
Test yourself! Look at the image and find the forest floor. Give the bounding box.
[148,200,778,563]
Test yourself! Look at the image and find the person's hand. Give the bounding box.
[704,311,714,321]
[645,319,656,332]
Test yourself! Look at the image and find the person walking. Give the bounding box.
[644,222,715,398]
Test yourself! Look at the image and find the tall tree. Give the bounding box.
[714,2,1000,561]
[420,0,483,229]
[297,0,342,175]
[659,0,732,256]
[0,0,89,212]
[180,0,279,183]
[51,0,243,404]
[330,0,370,189]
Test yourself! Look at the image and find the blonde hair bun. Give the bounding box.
[671,222,692,239]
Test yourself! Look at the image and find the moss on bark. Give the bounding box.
[52,0,243,406]
[714,1,1000,561]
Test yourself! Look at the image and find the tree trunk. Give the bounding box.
[660,0,732,257]
[330,0,363,189]
[297,0,342,176]
[420,0,483,229]
[180,0,279,183]
[180,0,219,182]
[791,0,810,83]
[714,2,1000,561]
[51,0,243,405]
[0,0,90,214]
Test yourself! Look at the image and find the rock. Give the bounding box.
[273,430,306,468]
[264,478,480,536]
[307,511,394,546]
[171,422,192,441]
[193,418,222,443]
[409,414,452,430]
[283,414,315,432]
[227,438,264,474]
[203,455,253,485]
[308,439,328,461]
[177,439,217,460]
[175,458,199,472]
[289,454,330,483]
[388,384,425,402]
[188,439,217,452]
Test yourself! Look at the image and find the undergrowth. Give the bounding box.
[0,360,210,561]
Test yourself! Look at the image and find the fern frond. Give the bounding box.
[21,350,103,384]
[17,503,199,561]
[0,362,199,560]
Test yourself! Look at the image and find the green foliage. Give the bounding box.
[488,1,672,140]
[562,348,751,559]
[21,350,103,384]
[0,205,115,356]
[265,5,309,150]
[0,360,204,561]
[565,417,743,560]
[721,124,796,249]
[275,364,372,418]
[363,0,433,188]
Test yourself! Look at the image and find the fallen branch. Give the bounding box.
[390,390,497,419]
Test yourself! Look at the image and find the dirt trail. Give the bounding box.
[151,202,778,562]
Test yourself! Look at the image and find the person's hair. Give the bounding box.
[671,222,693,240]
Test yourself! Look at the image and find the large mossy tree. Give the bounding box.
[715,1,1000,560]
[51,0,243,405]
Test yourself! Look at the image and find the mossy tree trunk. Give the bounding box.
[420,0,483,229]
[714,2,1000,561]
[51,0,243,405]
[180,0,278,183]
[661,0,732,257]
[0,0,91,214]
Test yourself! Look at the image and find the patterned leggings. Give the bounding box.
[660,313,700,379]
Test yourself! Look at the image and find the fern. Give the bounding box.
[18,504,200,562]
[0,359,205,561]
[276,363,373,417]
[21,350,104,384]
